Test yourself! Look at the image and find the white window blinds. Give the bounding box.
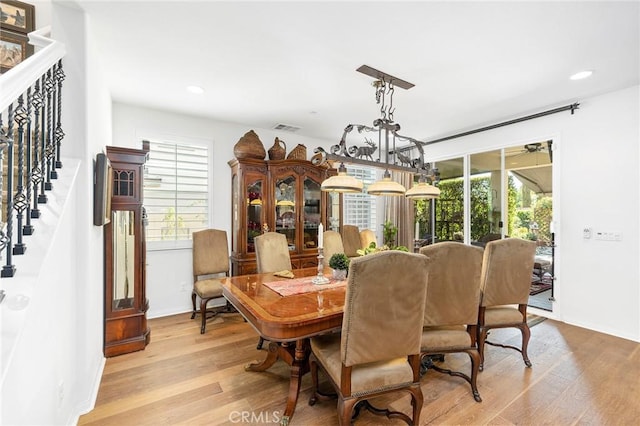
[143,140,209,242]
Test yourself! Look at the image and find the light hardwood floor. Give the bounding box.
[78,313,640,425]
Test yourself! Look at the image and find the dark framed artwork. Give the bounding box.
[0,0,35,34]
[0,29,33,73]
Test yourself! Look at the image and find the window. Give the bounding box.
[343,165,378,231]
[143,139,209,244]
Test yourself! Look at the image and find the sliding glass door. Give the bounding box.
[420,141,554,311]
[469,149,503,245]
[505,142,554,310]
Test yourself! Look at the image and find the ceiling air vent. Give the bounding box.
[272,123,301,133]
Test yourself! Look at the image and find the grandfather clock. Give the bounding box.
[104,142,150,357]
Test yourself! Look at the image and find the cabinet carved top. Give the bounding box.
[228,158,334,178]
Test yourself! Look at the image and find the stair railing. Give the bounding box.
[0,26,66,278]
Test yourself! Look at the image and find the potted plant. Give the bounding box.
[382,220,398,247]
[328,253,350,280]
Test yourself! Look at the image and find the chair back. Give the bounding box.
[255,232,292,273]
[341,251,429,367]
[341,225,361,258]
[480,238,536,307]
[192,229,230,279]
[359,229,377,249]
[419,242,483,326]
[323,230,345,266]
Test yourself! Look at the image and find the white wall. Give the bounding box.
[0,161,81,426]
[70,1,113,419]
[425,86,640,342]
[1,3,113,425]
[111,103,336,317]
[111,86,640,342]
[1,5,636,424]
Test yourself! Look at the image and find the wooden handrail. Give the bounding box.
[0,26,66,112]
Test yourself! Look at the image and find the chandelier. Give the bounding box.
[313,65,440,200]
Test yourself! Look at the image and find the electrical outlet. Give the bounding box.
[180,282,189,292]
[594,231,622,241]
[583,227,591,239]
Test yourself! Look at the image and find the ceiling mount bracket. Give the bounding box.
[356,65,415,90]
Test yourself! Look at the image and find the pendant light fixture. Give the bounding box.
[315,65,440,201]
[320,162,364,193]
[368,170,406,196]
[405,174,441,199]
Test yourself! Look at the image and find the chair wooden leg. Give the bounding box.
[199,298,208,334]
[410,385,424,425]
[478,327,487,372]
[467,349,482,402]
[338,397,358,426]
[308,357,319,406]
[520,324,532,367]
[190,291,197,319]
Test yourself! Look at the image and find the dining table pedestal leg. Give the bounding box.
[244,339,310,426]
[245,340,280,372]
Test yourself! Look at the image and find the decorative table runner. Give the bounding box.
[264,276,346,297]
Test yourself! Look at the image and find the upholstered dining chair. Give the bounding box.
[341,225,361,259]
[359,228,377,250]
[477,238,537,371]
[191,229,235,334]
[308,251,430,425]
[254,231,293,349]
[419,242,484,402]
[322,230,345,266]
[255,232,293,273]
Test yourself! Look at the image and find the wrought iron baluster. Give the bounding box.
[2,105,16,277]
[49,63,58,180]
[0,114,10,261]
[54,60,65,169]
[32,78,46,208]
[12,95,29,255]
[24,86,36,230]
[44,68,54,190]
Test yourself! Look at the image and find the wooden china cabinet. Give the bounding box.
[103,143,150,357]
[229,158,341,276]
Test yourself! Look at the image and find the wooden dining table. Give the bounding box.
[221,266,346,425]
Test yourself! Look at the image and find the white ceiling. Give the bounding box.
[76,1,639,145]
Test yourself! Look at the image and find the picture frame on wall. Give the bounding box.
[0,29,33,73]
[0,0,35,34]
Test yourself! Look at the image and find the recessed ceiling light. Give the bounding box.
[186,85,204,95]
[569,70,593,81]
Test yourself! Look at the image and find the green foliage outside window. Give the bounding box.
[533,197,553,244]
[415,175,550,243]
[160,207,187,240]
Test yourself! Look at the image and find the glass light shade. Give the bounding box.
[321,171,363,193]
[367,176,406,196]
[276,200,295,206]
[405,181,441,200]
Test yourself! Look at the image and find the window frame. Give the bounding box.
[141,135,213,251]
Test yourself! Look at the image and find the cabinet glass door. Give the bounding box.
[303,177,321,250]
[247,179,264,253]
[112,210,136,310]
[275,175,296,252]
